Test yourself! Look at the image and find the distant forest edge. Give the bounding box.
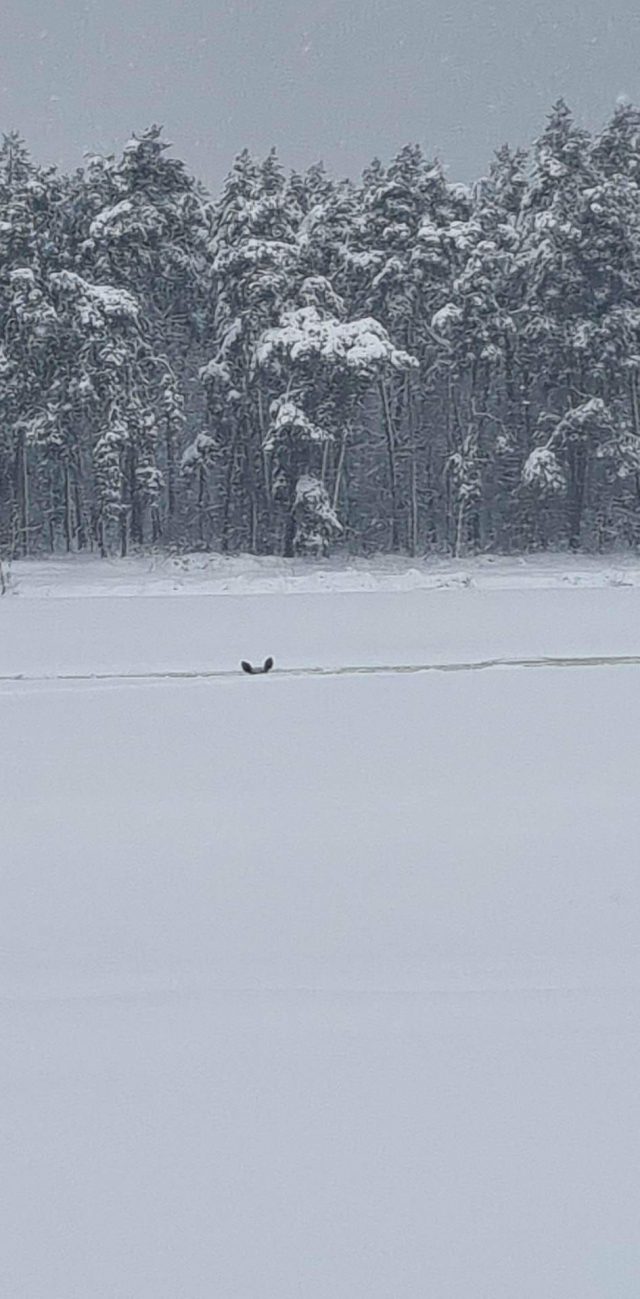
[2,99,640,559]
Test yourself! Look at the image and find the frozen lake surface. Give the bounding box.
[2,560,639,1297]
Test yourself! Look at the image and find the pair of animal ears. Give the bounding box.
[240,657,274,675]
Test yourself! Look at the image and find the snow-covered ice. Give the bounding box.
[2,560,640,1297]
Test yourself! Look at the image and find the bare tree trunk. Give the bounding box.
[568,442,587,552]
[321,438,330,485]
[165,423,177,524]
[120,459,129,558]
[131,490,144,547]
[631,371,640,441]
[74,469,87,550]
[21,437,29,556]
[197,462,208,548]
[283,508,296,558]
[454,500,465,558]
[249,494,258,553]
[332,430,349,512]
[283,446,300,558]
[13,433,30,557]
[444,374,458,550]
[406,375,418,555]
[380,381,400,550]
[257,389,273,535]
[221,433,238,554]
[241,413,260,553]
[63,460,73,553]
[48,474,56,553]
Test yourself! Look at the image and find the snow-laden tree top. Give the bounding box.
[255,306,417,376]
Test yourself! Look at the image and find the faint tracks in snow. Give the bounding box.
[2,653,640,689]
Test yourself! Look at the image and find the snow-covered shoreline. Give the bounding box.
[5,549,640,598]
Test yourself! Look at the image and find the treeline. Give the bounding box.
[2,100,640,559]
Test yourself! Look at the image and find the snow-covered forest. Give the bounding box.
[2,99,640,559]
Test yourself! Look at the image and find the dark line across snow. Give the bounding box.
[1,654,640,686]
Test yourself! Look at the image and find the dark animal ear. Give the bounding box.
[240,661,254,674]
[264,657,274,673]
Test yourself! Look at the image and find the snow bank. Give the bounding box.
[5,549,640,598]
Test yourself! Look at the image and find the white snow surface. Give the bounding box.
[2,560,640,1297]
[7,548,640,598]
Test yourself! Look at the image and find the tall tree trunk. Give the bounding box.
[197,463,208,549]
[257,388,273,538]
[380,380,400,550]
[240,409,260,553]
[165,422,177,524]
[74,469,87,551]
[283,447,300,559]
[131,496,144,546]
[151,506,162,543]
[332,430,348,512]
[120,456,129,558]
[406,374,418,555]
[126,442,144,547]
[454,500,465,559]
[221,432,238,554]
[63,460,73,553]
[321,438,330,485]
[283,507,296,559]
[630,371,640,442]
[568,442,587,551]
[14,432,30,557]
[48,473,56,553]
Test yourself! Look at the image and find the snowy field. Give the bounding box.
[2,558,640,1297]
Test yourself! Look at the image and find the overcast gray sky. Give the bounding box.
[1,0,639,192]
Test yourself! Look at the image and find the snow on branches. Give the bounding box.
[523,446,567,495]
[293,474,342,554]
[265,399,329,452]
[255,306,417,378]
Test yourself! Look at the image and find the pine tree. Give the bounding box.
[519,101,640,547]
[202,148,302,550]
[255,298,416,555]
[0,136,64,553]
[78,127,210,537]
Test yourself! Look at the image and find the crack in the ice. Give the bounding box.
[2,653,640,686]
